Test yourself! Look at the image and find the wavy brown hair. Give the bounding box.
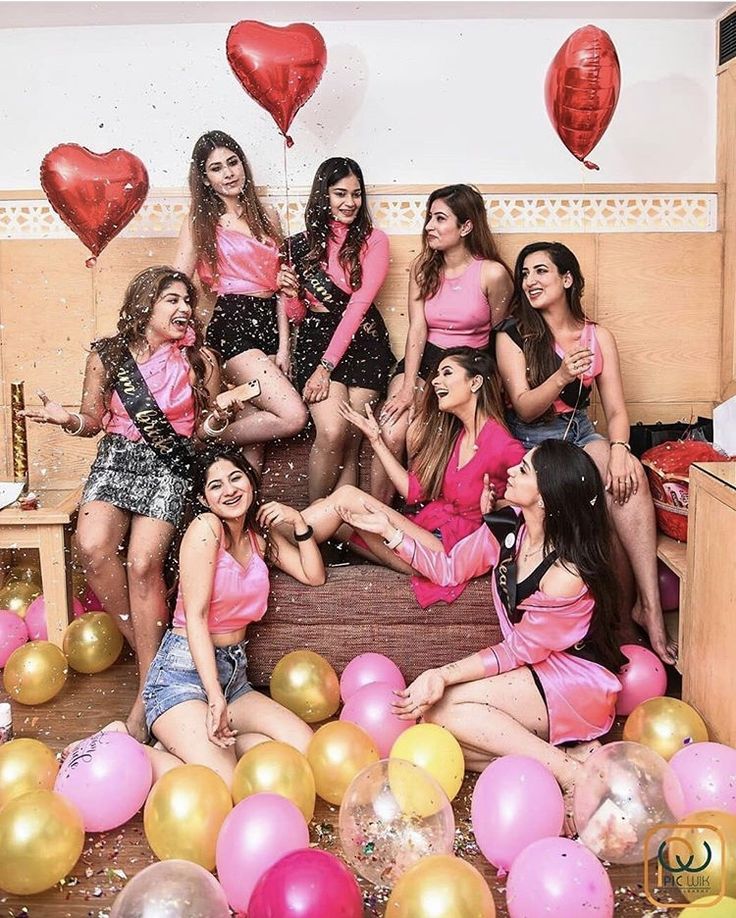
[301,157,372,289]
[414,185,510,301]
[188,131,281,282]
[93,266,212,420]
[511,241,590,394]
[409,347,508,502]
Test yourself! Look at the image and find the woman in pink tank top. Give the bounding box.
[175,131,307,472]
[373,185,513,504]
[495,242,677,667]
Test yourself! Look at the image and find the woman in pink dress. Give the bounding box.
[300,348,524,606]
[343,438,624,823]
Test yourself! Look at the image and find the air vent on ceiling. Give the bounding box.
[720,9,736,67]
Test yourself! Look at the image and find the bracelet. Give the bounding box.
[384,528,404,550]
[294,525,314,542]
[203,414,229,438]
[610,441,631,452]
[63,412,85,436]
[319,358,335,374]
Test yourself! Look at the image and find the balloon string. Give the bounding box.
[283,137,292,265]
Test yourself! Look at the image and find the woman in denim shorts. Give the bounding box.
[495,241,676,667]
[141,445,325,786]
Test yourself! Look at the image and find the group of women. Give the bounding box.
[22,129,675,821]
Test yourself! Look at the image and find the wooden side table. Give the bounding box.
[0,487,81,647]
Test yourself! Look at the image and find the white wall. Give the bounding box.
[0,16,716,190]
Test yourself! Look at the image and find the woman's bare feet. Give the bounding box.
[559,758,584,838]
[61,720,129,761]
[632,599,678,666]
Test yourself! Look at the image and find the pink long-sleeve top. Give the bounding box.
[404,419,525,607]
[392,523,621,744]
[197,228,279,296]
[104,334,196,440]
[304,220,390,367]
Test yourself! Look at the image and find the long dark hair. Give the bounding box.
[301,157,372,289]
[511,241,590,392]
[94,266,211,420]
[410,347,509,501]
[531,440,625,673]
[193,444,275,563]
[414,184,510,301]
[188,131,281,281]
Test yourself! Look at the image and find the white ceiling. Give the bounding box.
[0,0,733,29]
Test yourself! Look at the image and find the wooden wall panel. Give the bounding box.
[718,65,736,397]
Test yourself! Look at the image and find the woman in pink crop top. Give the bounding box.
[175,131,307,472]
[22,266,261,743]
[141,446,325,785]
[373,185,513,504]
[495,241,676,667]
[279,157,396,501]
[295,348,524,607]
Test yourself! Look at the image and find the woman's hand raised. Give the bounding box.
[21,390,72,427]
[558,347,593,386]
[391,669,446,720]
[338,401,382,444]
[277,263,299,298]
[257,501,305,531]
[480,473,496,515]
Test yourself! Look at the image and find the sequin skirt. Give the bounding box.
[82,434,191,527]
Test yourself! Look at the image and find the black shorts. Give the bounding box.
[205,293,279,362]
[392,341,447,382]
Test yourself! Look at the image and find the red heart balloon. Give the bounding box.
[544,25,621,171]
[226,21,327,145]
[40,144,149,257]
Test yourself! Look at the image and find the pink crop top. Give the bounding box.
[425,259,491,350]
[172,529,269,634]
[105,338,196,440]
[551,322,604,415]
[197,227,280,296]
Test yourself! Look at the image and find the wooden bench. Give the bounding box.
[656,532,686,675]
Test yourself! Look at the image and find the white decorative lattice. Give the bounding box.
[0,192,717,240]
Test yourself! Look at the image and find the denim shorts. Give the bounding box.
[142,630,254,732]
[506,410,603,450]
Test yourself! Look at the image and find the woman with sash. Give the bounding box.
[495,241,676,666]
[23,266,256,742]
[280,157,395,501]
[373,184,513,503]
[341,439,624,831]
[175,130,307,470]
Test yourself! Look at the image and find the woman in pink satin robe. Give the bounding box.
[342,438,625,821]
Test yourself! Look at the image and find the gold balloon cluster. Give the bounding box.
[144,764,233,870]
[308,721,379,805]
[63,612,123,674]
[623,697,709,760]
[270,650,340,723]
[2,640,68,704]
[232,741,316,821]
[0,738,59,808]
[385,855,496,917]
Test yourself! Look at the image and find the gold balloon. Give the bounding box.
[0,580,42,618]
[682,897,736,916]
[270,650,340,723]
[385,854,496,918]
[307,721,379,805]
[671,810,736,903]
[3,640,68,705]
[144,764,232,870]
[390,724,465,803]
[0,738,59,808]
[63,612,123,674]
[232,740,316,822]
[623,697,709,760]
[0,789,85,895]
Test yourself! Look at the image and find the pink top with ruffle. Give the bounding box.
[197,227,279,296]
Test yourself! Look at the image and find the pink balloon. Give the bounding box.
[506,837,614,917]
[54,730,152,831]
[340,653,406,702]
[25,594,85,641]
[216,793,309,914]
[657,559,680,612]
[339,681,414,757]
[615,644,668,716]
[80,584,104,612]
[669,742,736,816]
[471,755,564,873]
[0,610,29,666]
[249,848,363,918]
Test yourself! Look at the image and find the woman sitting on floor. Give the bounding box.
[300,347,525,607]
[342,439,625,829]
[495,241,676,665]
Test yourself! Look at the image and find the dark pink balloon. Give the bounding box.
[339,681,413,757]
[340,653,406,702]
[615,644,668,716]
[657,560,680,612]
[0,610,29,666]
[249,849,363,918]
[669,742,736,816]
